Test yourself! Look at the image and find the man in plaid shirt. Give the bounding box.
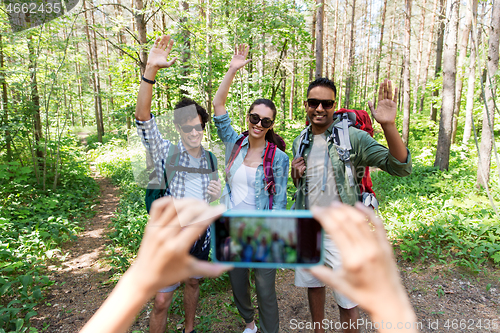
[135,34,221,333]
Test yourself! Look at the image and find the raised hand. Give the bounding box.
[229,44,252,71]
[147,35,177,70]
[368,79,398,126]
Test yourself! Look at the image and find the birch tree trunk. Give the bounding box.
[344,0,356,108]
[315,0,324,79]
[309,10,316,82]
[373,0,387,107]
[135,0,148,74]
[477,0,500,187]
[402,0,411,146]
[451,0,475,143]
[362,0,372,102]
[386,11,396,78]
[83,0,102,142]
[27,33,43,160]
[90,2,105,136]
[419,0,439,113]
[430,0,446,122]
[411,0,426,114]
[75,41,85,127]
[434,0,459,171]
[0,34,11,161]
[463,2,481,144]
[289,43,296,120]
[180,0,190,96]
[331,0,339,79]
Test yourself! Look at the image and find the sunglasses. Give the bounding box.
[180,123,204,133]
[307,99,336,110]
[248,113,274,128]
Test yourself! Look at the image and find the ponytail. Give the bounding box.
[265,128,286,152]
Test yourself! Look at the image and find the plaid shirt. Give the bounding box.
[136,114,211,250]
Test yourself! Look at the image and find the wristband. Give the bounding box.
[142,76,156,84]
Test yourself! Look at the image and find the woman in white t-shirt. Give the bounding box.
[212,45,289,333]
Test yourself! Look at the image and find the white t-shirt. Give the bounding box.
[184,154,204,200]
[230,164,257,210]
[306,133,340,207]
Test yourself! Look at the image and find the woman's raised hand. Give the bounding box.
[229,44,252,71]
[147,35,177,70]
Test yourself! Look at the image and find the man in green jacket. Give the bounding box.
[291,78,412,333]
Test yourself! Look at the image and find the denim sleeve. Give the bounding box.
[213,113,240,144]
[272,151,290,210]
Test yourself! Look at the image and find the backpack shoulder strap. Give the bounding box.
[207,150,218,181]
[263,142,278,208]
[225,134,247,176]
[164,144,180,192]
[295,125,311,159]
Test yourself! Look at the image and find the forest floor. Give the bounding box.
[30,170,500,333]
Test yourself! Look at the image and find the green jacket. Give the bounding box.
[292,119,412,208]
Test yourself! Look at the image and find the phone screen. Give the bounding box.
[213,212,322,267]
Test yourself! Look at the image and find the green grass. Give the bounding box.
[373,114,500,272]
[0,137,99,332]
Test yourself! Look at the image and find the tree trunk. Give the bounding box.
[325,5,329,78]
[430,0,446,122]
[434,0,459,171]
[90,1,105,137]
[0,34,11,161]
[180,0,190,96]
[402,0,412,146]
[281,68,286,130]
[418,0,439,113]
[463,2,481,144]
[386,11,396,78]
[373,0,387,107]
[477,0,500,187]
[411,0,426,114]
[205,0,213,122]
[331,0,339,78]
[362,0,372,103]
[75,41,85,126]
[344,0,357,108]
[135,0,148,74]
[451,0,475,143]
[337,4,348,105]
[102,14,115,123]
[83,0,102,142]
[27,34,43,161]
[289,43,296,120]
[309,8,316,82]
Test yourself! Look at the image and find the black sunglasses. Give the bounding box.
[180,123,204,133]
[248,113,274,128]
[307,99,336,110]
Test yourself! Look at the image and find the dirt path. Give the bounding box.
[29,165,500,332]
[31,165,119,332]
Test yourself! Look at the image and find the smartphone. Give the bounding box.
[211,210,323,268]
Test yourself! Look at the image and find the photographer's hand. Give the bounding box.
[309,203,417,333]
[80,198,229,333]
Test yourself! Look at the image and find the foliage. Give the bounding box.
[373,114,500,272]
[0,139,98,332]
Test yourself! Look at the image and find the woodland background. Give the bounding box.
[0,0,499,331]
